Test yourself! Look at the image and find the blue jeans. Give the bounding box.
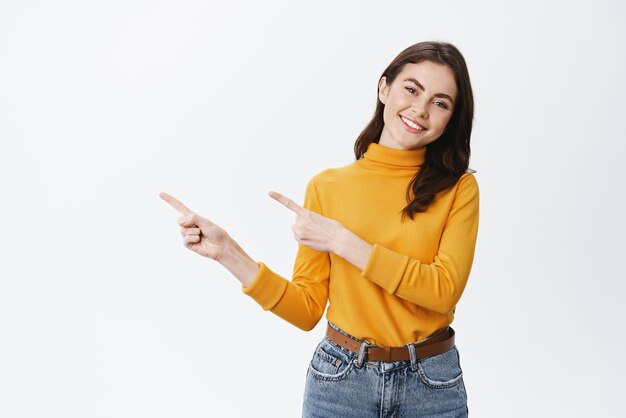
[302,322,469,417]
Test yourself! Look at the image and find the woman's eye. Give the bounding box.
[406,87,449,110]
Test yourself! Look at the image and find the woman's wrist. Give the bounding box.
[218,236,260,287]
[333,227,373,271]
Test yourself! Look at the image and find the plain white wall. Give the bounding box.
[1,0,625,416]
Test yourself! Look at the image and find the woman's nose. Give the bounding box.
[410,99,428,119]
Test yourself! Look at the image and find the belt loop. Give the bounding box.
[407,343,418,371]
[354,340,370,368]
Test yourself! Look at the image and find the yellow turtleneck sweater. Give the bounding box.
[241,142,480,347]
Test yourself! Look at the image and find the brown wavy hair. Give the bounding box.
[354,41,476,222]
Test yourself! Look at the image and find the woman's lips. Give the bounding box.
[400,115,426,133]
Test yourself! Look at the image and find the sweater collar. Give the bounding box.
[361,142,426,168]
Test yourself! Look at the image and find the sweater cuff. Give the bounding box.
[241,261,288,310]
[361,243,410,295]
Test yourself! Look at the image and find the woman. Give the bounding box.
[160,40,478,417]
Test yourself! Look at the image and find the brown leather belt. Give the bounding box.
[325,322,455,362]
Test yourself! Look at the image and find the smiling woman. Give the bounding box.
[161,40,478,418]
[378,61,458,152]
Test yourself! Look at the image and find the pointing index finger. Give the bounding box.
[159,192,193,215]
[269,191,305,215]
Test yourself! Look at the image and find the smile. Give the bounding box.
[400,116,426,132]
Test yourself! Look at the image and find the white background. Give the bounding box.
[1,0,625,417]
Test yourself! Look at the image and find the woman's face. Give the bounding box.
[378,61,458,150]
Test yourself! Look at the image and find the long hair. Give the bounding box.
[354,41,476,222]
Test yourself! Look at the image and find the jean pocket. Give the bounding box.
[307,338,354,382]
[416,345,464,389]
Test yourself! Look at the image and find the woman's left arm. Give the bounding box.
[335,173,480,315]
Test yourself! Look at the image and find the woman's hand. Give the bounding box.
[268,190,345,254]
[159,192,231,261]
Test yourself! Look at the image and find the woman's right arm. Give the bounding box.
[160,177,331,331]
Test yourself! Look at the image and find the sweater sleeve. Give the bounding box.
[360,173,480,315]
[240,177,331,331]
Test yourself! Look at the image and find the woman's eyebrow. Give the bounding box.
[403,77,454,105]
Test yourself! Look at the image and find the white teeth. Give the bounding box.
[401,116,423,130]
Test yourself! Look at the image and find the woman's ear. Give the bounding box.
[378,76,389,105]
